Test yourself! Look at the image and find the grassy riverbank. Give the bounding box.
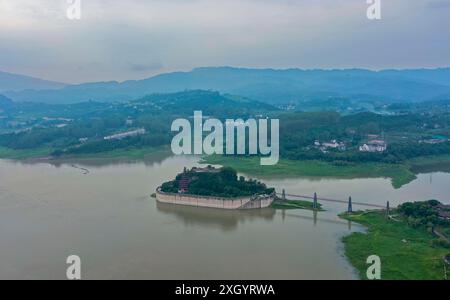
[202,155,450,188]
[0,145,171,161]
[0,147,53,160]
[1,145,449,189]
[341,211,449,280]
[57,146,172,160]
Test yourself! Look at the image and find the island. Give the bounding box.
[155,166,277,209]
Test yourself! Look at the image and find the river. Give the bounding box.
[0,156,448,279]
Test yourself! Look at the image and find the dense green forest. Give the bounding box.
[0,90,449,164]
[398,200,450,230]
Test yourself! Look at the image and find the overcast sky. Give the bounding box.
[0,0,449,84]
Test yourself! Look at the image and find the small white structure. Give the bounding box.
[104,128,146,141]
[314,140,346,152]
[322,140,340,149]
[359,140,387,152]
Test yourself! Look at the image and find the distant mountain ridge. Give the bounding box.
[4,67,450,104]
[0,94,13,108]
[0,71,67,93]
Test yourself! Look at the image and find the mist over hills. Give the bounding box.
[0,94,13,109]
[3,67,450,105]
[0,71,66,93]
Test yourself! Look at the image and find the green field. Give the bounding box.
[341,211,449,280]
[0,147,53,159]
[202,155,421,188]
[0,145,171,161]
[57,145,171,160]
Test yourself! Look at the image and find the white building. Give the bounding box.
[104,128,146,141]
[359,140,387,152]
[322,140,340,149]
[315,140,346,151]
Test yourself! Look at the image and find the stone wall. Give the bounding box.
[155,188,274,210]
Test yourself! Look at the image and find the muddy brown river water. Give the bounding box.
[0,156,448,279]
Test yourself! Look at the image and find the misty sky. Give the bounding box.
[0,0,449,84]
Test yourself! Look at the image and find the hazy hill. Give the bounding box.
[4,67,450,104]
[2,90,276,121]
[0,94,13,109]
[0,71,66,92]
[136,90,277,118]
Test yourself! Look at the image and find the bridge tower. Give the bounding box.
[348,196,353,213]
[313,193,318,210]
[282,189,286,202]
[386,201,390,218]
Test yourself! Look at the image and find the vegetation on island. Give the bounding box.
[160,166,275,198]
[342,200,450,280]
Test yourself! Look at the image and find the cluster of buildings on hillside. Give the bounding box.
[314,136,388,153]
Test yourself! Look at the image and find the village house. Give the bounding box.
[314,140,346,152]
[125,118,134,126]
[359,140,387,152]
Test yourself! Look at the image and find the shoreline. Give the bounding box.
[340,210,449,280]
[1,146,449,188]
[201,155,450,189]
[1,153,448,279]
[0,145,172,163]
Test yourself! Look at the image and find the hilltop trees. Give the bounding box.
[161,167,274,198]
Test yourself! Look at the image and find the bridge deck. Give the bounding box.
[277,193,385,209]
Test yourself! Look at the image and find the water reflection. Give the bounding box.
[156,201,360,232]
[156,201,276,232]
[14,150,173,169]
[284,211,356,227]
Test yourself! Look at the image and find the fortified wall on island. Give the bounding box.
[155,187,275,210]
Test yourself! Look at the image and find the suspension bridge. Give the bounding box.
[275,190,390,213]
